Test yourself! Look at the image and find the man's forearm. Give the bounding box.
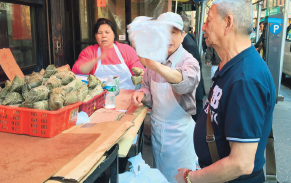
[189,142,257,183]
[188,157,245,183]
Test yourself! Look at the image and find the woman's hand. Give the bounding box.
[79,51,108,74]
[131,91,145,107]
[175,168,189,183]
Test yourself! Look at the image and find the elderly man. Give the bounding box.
[131,12,200,183]
[175,0,276,183]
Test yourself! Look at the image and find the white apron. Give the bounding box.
[150,48,197,183]
[94,44,135,90]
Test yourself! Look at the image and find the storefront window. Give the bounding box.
[79,0,126,49]
[131,0,170,21]
[0,2,36,68]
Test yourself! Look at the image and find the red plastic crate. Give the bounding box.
[0,102,82,138]
[79,89,106,116]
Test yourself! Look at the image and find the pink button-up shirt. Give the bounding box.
[138,45,200,115]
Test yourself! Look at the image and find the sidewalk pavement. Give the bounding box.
[273,84,291,183]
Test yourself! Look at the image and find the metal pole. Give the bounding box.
[198,0,206,55]
[195,3,201,42]
[255,1,262,43]
[175,0,178,13]
[278,0,290,95]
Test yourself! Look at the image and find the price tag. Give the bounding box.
[0,48,24,81]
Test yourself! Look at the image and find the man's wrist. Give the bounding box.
[184,169,192,183]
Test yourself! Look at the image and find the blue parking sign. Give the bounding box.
[270,23,281,34]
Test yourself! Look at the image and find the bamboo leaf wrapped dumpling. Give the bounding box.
[131,76,143,86]
[5,80,11,87]
[49,93,64,111]
[87,74,102,89]
[61,78,83,94]
[64,90,79,106]
[39,69,46,76]
[22,84,30,101]
[8,104,22,107]
[0,81,11,100]
[44,65,58,78]
[83,85,103,102]
[10,75,25,92]
[44,75,62,90]
[20,101,33,108]
[77,83,89,102]
[55,71,76,85]
[2,92,24,105]
[26,85,50,103]
[132,67,143,76]
[33,100,49,110]
[27,73,43,90]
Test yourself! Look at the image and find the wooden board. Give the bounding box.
[0,133,100,183]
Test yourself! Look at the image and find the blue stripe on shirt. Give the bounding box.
[226,137,260,142]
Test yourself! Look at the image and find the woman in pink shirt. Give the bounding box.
[72,18,145,90]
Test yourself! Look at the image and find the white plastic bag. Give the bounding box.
[119,153,169,183]
[76,111,90,125]
[127,16,170,64]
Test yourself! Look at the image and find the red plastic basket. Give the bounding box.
[0,102,82,138]
[79,89,106,116]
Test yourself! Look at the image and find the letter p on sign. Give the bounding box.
[270,23,281,35]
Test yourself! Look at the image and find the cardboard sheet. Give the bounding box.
[49,121,133,181]
[0,48,24,80]
[89,108,124,124]
[115,89,135,110]
[0,133,100,183]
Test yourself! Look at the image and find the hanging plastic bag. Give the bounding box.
[127,16,170,64]
[118,153,169,183]
[76,111,90,125]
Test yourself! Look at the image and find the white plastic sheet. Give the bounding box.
[118,153,169,183]
[127,16,171,63]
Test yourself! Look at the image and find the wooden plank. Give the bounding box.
[79,156,106,182]
[118,106,148,157]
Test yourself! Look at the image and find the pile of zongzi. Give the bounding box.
[0,65,104,111]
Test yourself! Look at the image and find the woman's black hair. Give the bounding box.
[93,18,118,42]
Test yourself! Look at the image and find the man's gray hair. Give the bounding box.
[180,14,190,32]
[213,0,253,36]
